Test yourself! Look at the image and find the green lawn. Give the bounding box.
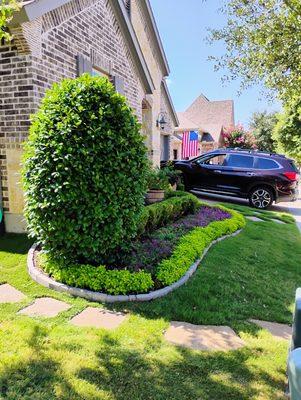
[0,204,300,399]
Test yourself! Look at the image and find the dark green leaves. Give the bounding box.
[23,74,149,265]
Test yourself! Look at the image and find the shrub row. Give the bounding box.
[137,191,200,235]
[155,207,246,286]
[41,254,154,295]
[40,204,245,296]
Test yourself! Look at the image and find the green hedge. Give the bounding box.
[40,254,154,295]
[155,207,246,286]
[40,204,245,295]
[138,191,200,235]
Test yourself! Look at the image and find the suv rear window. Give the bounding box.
[290,161,299,173]
[257,158,279,170]
[227,154,254,168]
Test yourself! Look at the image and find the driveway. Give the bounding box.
[192,190,301,234]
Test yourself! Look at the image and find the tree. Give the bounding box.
[223,124,257,149]
[23,75,149,265]
[249,111,278,153]
[0,0,20,42]
[273,97,301,165]
[209,0,301,100]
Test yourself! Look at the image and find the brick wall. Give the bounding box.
[0,0,147,231]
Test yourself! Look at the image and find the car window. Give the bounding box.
[227,154,254,168]
[257,158,279,170]
[198,154,227,166]
[290,161,299,173]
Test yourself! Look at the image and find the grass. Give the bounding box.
[0,203,300,399]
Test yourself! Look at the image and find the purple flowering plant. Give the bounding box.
[121,206,231,273]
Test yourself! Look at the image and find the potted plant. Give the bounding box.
[145,168,170,204]
[161,162,182,190]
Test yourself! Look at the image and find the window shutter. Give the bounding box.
[112,75,125,95]
[76,54,92,76]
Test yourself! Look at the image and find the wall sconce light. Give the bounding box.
[156,112,168,130]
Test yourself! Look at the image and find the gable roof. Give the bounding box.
[176,112,201,132]
[177,94,235,142]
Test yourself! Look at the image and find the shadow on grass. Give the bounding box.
[0,325,79,400]
[0,234,33,255]
[76,334,285,400]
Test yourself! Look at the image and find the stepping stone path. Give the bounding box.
[250,319,292,341]
[164,321,245,351]
[271,219,286,225]
[19,297,71,318]
[70,307,127,330]
[0,284,26,303]
[246,216,265,222]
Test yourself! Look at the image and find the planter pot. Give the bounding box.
[145,189,165,204]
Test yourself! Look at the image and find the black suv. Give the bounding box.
[175,149,299,209]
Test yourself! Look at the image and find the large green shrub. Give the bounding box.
[23,74,149,264]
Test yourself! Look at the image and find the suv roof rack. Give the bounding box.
[224,148,287,158]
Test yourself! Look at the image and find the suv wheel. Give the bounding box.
[249,187,273,209]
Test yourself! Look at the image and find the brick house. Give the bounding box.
[0,0,179,233]
[172,94,235,160]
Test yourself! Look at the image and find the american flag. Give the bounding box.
[181,131,199,159]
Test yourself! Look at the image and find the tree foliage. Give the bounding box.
[209,0,301,100]
[23,75,149,265]
[249,111,278,153]
[0,0,20,42]
[273,97,301,164]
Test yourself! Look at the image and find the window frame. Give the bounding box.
[254,157,282,170]
[225,153,255,169]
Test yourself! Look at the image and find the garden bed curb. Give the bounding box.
[28,229,242,303]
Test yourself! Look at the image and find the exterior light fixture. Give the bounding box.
[156,112,168,129]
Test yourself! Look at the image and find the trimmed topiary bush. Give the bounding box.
[23,74,149,264]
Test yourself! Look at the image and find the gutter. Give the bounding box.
[142,0,170,77]
[162,79,179,127]
[109,0,155,94]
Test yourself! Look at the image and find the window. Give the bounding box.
[257,158,279,170]
[227,154,254,168]
[197,154,227,166]
[173,149,178,160]
[92,67,109,78]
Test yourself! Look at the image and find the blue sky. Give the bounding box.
[151,0,281,127]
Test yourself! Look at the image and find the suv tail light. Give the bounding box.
[283,172,299,181]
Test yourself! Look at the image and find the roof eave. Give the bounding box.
[10,0,71,25]
[162,80,179,127]
[141,0,170,77]
[109,0,155,94]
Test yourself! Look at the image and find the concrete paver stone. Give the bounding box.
[250,319,292,341]
[18,297,71,317]
[0,284,26,303]
[70,307,127,329]
[164,321,245,351]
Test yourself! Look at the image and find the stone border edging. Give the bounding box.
[27,229,242,303]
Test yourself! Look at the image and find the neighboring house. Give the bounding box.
[0,0,179,233]
[172,94,235,159]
